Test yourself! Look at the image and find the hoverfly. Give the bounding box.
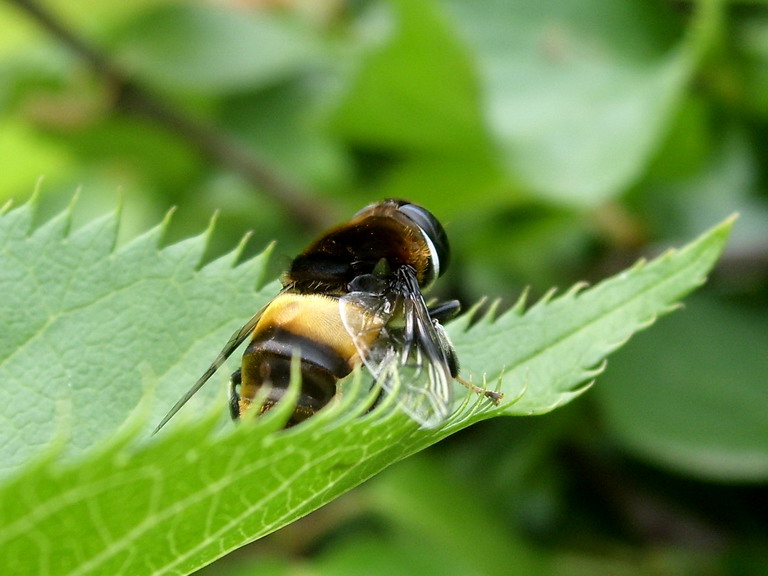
[153,199,501,433]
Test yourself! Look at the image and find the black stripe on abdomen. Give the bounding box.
[239,327,352,416]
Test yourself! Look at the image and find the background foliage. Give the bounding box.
[0,0,766,575]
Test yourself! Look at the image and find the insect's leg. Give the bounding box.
[431,299,503,405]
[428,299,461,322]
[456,374,504,405]
[229,369,242,420]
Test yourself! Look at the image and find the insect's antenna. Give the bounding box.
[151,367,217,436]
[152,310,265,435]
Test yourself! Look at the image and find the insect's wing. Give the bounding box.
[340,275,454,429]
[391,290,455,427]
[340,289,398,376]
[152,302,269,435]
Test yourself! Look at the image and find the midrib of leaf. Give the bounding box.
[0,201,732,576]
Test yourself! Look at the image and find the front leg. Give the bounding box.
[228,368,242,420]
[428,299,460,322]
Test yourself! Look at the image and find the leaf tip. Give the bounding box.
[512,287,529,314]
[204,209,220,241]
[230,229,254,265]
[58,190,84,239]
[717,212,739,238]
[158,205,178,246]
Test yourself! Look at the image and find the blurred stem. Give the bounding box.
[7,0,334,230]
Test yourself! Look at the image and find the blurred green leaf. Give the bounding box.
[222,82,354,192]
[443,0,713,206]
[329,0,504,208]
[331,0,489,154]
[364,455,543,576]
[735,14,768,118]
[635,124,768,275]
[316,533,482,576]
[598,295,768,481]
[0,119,71,198]
[111,3,325,94]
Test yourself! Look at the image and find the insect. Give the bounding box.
[153,199,502,433]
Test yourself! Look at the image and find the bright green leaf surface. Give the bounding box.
[0,201,731,575]
[0,197,275,476]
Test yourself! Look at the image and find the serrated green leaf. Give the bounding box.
[0,196,274,477]
[0,201,732,575]
[449,216,736,418]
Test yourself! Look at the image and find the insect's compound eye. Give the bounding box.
[397,203,450,281]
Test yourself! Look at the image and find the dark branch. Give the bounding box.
[8,0,335,230]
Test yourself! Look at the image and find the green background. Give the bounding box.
[1,0,766,574]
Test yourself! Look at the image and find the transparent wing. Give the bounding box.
[340,269,454,429]
[152,301,271,435]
